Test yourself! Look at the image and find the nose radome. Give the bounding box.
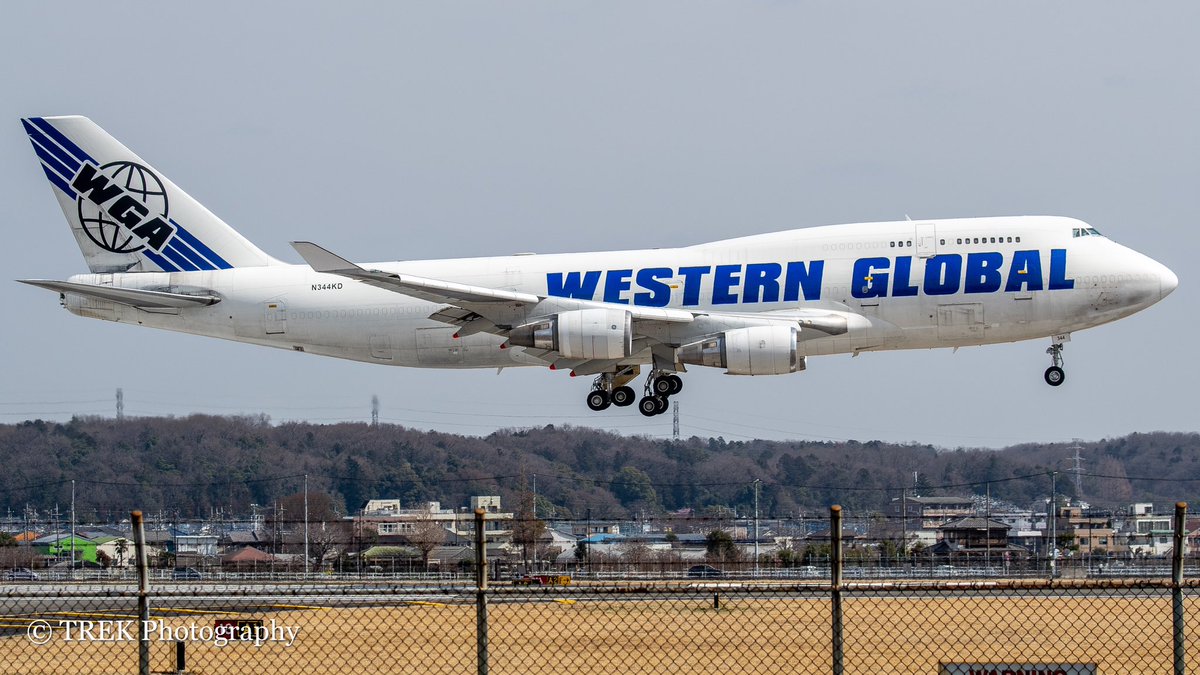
[1159,263,1179,300]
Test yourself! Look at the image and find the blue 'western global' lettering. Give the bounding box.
[852,250,1072,300]
[547,250,1072,307]
[547,261,824,307]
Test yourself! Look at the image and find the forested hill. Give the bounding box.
[1,416,1197,521]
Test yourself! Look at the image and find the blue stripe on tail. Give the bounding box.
[23,120,82,174]
[40,164,74,197]
[172,220,232,269]
[29,117,95,165]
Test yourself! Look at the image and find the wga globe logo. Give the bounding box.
[74,161,172,254]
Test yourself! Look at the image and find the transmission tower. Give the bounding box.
[371,395,379,427]
[672,401,679,441]
[116,388,124,421]
[1069,439,1085,498]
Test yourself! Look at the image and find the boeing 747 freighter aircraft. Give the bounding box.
[19,116,1178,417]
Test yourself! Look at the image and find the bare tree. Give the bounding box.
[407,511,447,571]
[511,487,545,570]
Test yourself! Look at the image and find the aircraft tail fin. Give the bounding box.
[20,116,281,273]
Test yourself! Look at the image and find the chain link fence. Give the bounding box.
[1,506,1195,674]
[1,580,1198,674]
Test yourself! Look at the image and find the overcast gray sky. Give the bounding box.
[1,2,1195,449]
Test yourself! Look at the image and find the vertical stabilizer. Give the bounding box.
[21,116,280,273]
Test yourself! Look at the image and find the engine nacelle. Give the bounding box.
[679,325,804,375]
[508,308,633,360]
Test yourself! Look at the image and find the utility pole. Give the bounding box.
[371,395,379,428]
[116,388,124,421]
[985,482,991,571]
[753,479,761,575]
[304,474,310,576]
[70,480,76,578]
[531,474,538,571]
[1049,471,1058,579]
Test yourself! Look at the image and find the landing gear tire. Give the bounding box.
[652,377,674,396]
[666,375,683,395]
[1044,340,1066,387]
[654,395,670,415]
[638,396,660,417]
[1044,366,1065,387]
[587,390,611,411]
[611,386,636,407]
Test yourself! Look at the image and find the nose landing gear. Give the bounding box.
[1044,338,1067,387]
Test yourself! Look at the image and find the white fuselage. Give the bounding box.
[59,215,1175,371]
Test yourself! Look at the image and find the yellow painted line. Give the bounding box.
[0,623,35,629]
[155,608,215,615]
[265,604,329,611]
[553,599,577,606]
[40,612,138,620]
[406,601,446,608]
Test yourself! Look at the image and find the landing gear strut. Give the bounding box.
[1044,341,1066,387]
[638,370,680,417]
[584,368,639,412]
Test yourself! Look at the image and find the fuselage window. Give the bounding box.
[1007,236,1013,243]
[973,238,980,244]
[890,241,896,247]
[907,241,912,246]
[940,239,945,245]
[956,238,962,244]
[1015,236,1021,243]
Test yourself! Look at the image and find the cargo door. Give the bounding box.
[369,335,394,361]
[265,302,287,335]
[416,327,464,365]
[936,303,984,340]
[915,222,938,258]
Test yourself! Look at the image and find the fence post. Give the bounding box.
[1172,502,1187,675]
[831,505,843,675]
[475,508,489,675]
[132,511,150,675]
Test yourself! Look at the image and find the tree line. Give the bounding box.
[0,415,1196,522]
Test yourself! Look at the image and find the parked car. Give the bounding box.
[687,564,724,579]
[3,568,39,581]
[171,567,203,580]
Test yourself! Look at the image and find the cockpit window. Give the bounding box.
[1073,227,1104,238]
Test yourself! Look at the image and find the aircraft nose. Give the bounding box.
[1159,264,1179,300]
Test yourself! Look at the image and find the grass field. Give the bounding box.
[0,591,1194,674]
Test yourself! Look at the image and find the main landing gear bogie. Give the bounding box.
[585,370,679,416]
[638,370,678,418]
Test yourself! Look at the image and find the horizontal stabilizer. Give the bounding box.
[18,279,220,308]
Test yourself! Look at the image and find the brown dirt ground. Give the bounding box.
[0,594,1194,674]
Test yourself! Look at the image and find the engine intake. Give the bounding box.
[679,325,804,375]
[509,308,633,360]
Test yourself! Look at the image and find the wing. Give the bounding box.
[290,242,886,371]
[291,241,695,324]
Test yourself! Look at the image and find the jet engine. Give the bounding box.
[679,325,804,375]
[509,308,633,360]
